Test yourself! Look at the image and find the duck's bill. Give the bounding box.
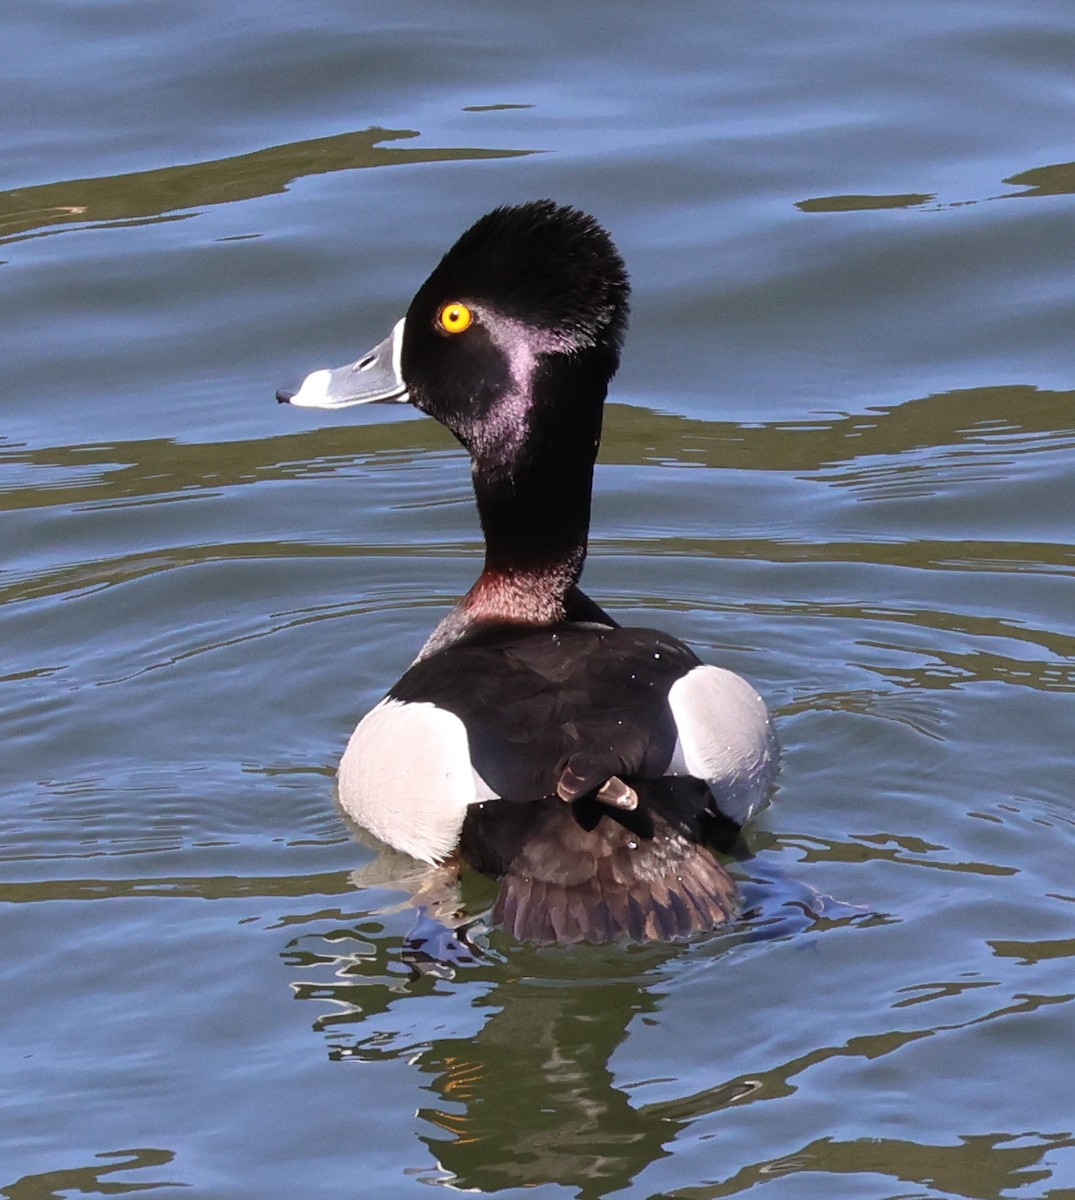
[277,319,409,408]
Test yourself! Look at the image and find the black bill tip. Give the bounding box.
[276,388,295,404]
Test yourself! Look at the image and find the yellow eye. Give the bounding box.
[437,302,473,334]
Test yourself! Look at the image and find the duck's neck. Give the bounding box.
[463,449,594,624]
[462,363,606,626]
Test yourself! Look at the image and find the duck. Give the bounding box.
[277,199,777,944]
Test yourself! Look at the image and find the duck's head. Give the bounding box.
[279,200,630,471]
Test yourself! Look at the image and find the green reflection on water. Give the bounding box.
[0,871,355,905]
[796,193,935,213]
[5,383,1073,507]
[665,1130,1075,1200]
[989,936,1075,966]
[795,157,1075,214]
[775,830,1019,876]
[0,127,535,245]
[1002,159,1075,199]
[1,1147,183,1199]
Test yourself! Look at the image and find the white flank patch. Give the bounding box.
[666,665,778,825]
[337,698,497,864]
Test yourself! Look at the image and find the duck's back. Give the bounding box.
[337,621,776,941]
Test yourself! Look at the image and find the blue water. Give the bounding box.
[3,1,1074,1196]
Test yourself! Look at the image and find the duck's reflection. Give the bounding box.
[283,853,704,1193]
[415,952,674,1195]
[282,852,1075,1198]
[282,854,865,1195]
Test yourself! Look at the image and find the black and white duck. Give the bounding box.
[278,199,777,943]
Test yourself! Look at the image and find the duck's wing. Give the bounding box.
[337,697,498,864]
[391,624,695,804]
[666,664,779,826]
[563,584,618,627]
[339,624,776,870]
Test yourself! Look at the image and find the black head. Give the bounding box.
[399,200,630,465]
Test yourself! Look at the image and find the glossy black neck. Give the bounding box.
[472,352,609,596]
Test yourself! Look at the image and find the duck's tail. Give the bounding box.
[493,835,737,943]
[460,780,739,944]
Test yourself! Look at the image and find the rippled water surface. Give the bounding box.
[3,2,1074,1196]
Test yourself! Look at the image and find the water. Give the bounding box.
[3,1,1074,1196]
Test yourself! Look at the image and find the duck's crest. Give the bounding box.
[412,199,631,355]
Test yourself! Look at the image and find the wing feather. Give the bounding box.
[338,698,495,864]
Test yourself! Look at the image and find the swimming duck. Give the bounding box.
[278,200,777,943]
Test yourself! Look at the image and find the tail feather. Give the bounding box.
[496,873,519,932]
[492,846,736,943]
[462,778,740,945]
[489,823,737,944]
